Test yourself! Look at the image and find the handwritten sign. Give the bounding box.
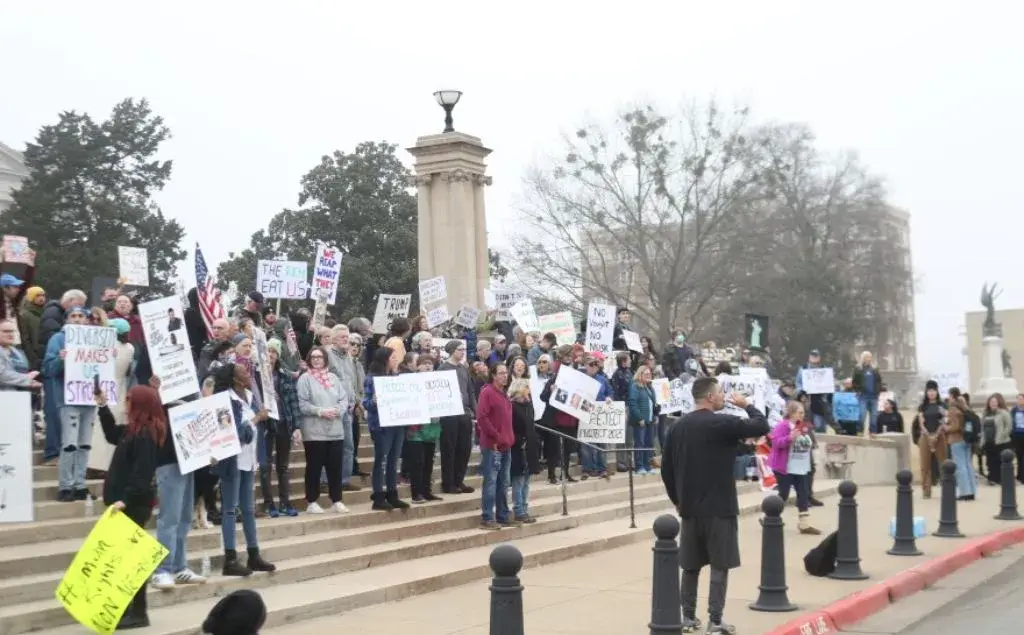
[312,244,342,305]
[420,370,464,418]
[418,276,448,306]
[139,295,198,403]
[585,302,614,354]
[257,260,308,300]
[718,374,766,412]
[653,378,694,415]
[1,235,34,266]
[509,298,540,333]
[64,325,117,406]
[372,294,411,334]
[0,392,33,523]
[801,367,835,394]
[117,246,149,287]
[55,506,168,634]
[578,401,627,443]
[538,311,576,346]
[492,289,523,321]
[622,329,643,353]
[426,304,451,329]
[374,375,430,427]
[455,305,480,329]
[167,392,241,474]
[252,328,279,420]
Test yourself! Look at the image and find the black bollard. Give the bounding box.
[934,460,964,537]
[649,515,683,635]
[749,495,798,612]
[994,449,1022,521]
[829,480,869,579]
[887,468,923,556]
[489,544,525,635]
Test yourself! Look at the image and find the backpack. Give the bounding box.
[962,410,980,444]
[982,416,996,445]
[803,531,838,577]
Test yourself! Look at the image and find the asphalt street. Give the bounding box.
[899,557,1024,633]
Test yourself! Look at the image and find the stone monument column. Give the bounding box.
[976,282,1019,398]
[407,132,492,310]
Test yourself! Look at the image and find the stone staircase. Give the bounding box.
[0,433,822,635]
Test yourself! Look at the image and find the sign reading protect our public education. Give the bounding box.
[63,325,118,406]
[55,506,168,634]
[256,260,309,300]
[374,371,465,426]
[117,246,149,287]
[312,244,342,305]
[578,401,627,443]
[538,311,576,346]
[0,392,34,523]
[585,302,614,354]
[138,295,199,403]
[167,392,242,474]
[372,294,411,334]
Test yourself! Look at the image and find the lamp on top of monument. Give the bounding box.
[433,90,463,133]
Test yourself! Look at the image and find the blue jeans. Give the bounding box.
[220,467,258,551]
[43,378,62,461]
[480,447,511,522]
[371,426,404,494]
[581,443,606,473]
[859,395,879,433]
[155,464,194,574]
[633,424,655,471]
[512,474,530,518]
[949,441,977,498]
[812,414,827,433]
[58,405,96,491]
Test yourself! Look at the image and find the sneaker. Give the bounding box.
[458,484,475,494]
[306,502,325,514]
[281,505,299,517]
[566,476,578,483]
[411,495,426,504]
[809,497,824,507]
[648,468,660,476]
[73,488,90,501]
[424,493,443,502]
[174,569,207,585]
[682,617,703,633]
[267,504,279,518]
[515,515,537,524]
[498,517,521,527]
[331,501,350,514]
[480,520,502,531]
[56,490,73,503]
[222,559,252,577]
[706,621,736,634]
[342,482,362,492]
[150,571,175,590]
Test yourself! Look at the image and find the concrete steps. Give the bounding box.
[27,482,841,635]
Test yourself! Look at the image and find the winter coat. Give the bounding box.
[511,400,540,476]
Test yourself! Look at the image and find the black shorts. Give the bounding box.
[679,516,741,571]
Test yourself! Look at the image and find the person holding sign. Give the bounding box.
[363,347,411,511]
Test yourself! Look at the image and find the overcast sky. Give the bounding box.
[1,1,1019,376]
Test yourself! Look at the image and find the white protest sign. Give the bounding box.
[622,330,643,354]
[139,295,199,403]
[585,302,615,354]
[455,305,480,329]
[421,370,465,418]
[0,392,34,522]
[653,377,693,414]
[493,289,523,321]
[538,311,576,346]
[930,372,964,398]
[549,364,601,420]
[718,374,766,412]
[63,325,118,406]
[375,375,431,427]
[801,367,836,394]
[738,366,773,412]
[117,246,149,287]
[717,403,750,419]
[252,328,279,420]
[167,392,241,474]
[257,260,309,300]
[418,276,448,306]
[578,401,627,443]
[426,304,451,329]
[372,294,412,334]
[312,244,343,305]
[529,365,548,421]
[509,298,540,333]
[312,288,329,330]
[484,288,497,309]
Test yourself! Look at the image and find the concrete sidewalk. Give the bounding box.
[264,481,1023,635]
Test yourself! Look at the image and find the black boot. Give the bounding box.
[386,490,410,510]
[222,548,252,577]
[116,583,150,630]
[247,547,276,573]
[371,492,393,511]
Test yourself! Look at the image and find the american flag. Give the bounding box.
[195,243,226,337]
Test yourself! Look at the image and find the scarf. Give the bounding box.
[235,354,255,378]
[309,366,333,391]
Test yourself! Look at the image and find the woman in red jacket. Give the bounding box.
[476,363,514,530]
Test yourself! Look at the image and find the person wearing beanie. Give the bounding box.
[202,589,267,635]
[16,285,45,370]
[439,339,476,494]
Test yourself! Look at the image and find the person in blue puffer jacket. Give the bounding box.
[580,352,613,478]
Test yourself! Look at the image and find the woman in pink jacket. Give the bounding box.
[768,401,821,535]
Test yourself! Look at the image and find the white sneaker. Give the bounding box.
[332,501,350,514]
[174,569,207,585]
[306,502,324,514]
[151,571,175,590]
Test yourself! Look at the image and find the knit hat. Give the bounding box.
[231,332,249,346]
[109,318,131,336]
[444,340,462,355]
[267,338,283,356]
[24,286,44,303]
[201,589,267,635]
[925,379,939,392]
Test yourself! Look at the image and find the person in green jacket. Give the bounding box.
[407,356,444,503]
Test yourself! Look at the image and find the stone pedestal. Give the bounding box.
[976,335,1019,397]
[407,132,492,311]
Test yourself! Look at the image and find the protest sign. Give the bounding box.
[1,235,34,266]
[426,304,451,328]
[509,298,540,332]
[585,302,614,354]
[801,367,836,394]
[738,366,773,411]
[653,377,693,415]
[930,372,964,399]
[56,506,168,634]
[167,392,241,474]
[718,374,766,412]
[418,276,448,306]
[455,305,480,329]
[117,246,149,287]
[492,289,523,321]
[549,364,600,420]
[0,392,33,523]
[484,288,497,309]
[717,402,750,419]
[528,365,548,421]
[537,311,576,346]
[622,329,643,353]
[372,294,411,334]
[256,260,308,300]
[578,401,627,443]
[63,325,117,406]
[374,375,431,427]
[421,370,465,418]
[312,244,343,305]
[311,288,329,330]
[252,328,279,420]
[138,296,199,403]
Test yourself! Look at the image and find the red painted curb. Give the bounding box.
[765,525,1024,635]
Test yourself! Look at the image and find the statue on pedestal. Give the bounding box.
[981,282,1003,337]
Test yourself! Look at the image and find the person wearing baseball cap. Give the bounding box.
[242,291,265,328]
[0,273,28,352]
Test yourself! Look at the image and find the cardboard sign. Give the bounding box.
[166,392,242,474]
[256,260,308,300]
[117,246,149,287]
[538,311,576,346]
[63,325,118,406]
[312,244,342,305]
[578,401,627,443]
[138,295,199,403]
[585,302,614,354]
[418,276,448,306]
[372,294,412,334]
[1,235,34,266]
[455,305,480,329]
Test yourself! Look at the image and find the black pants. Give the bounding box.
[1013,437,1024,483]
[406,441,436,498]
[352,410,364,475]
[260,421,293,508]
[775,472,810,512]
[545,424,578,480]
[304,440,343,504]
[123,506,152,621]
[985,442,1010,483]
[439,415,473,491]
[193,466,219,514]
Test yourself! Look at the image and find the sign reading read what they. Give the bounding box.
[312,245,343,305]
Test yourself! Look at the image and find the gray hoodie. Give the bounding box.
[439,360,476,415]
[327,347,359,403]
[296,371,347,441]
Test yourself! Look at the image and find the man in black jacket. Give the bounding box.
[439,340,477,494]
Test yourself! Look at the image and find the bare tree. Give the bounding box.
[512,102,767,342]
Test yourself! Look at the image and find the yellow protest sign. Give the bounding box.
[55,506,168,634]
